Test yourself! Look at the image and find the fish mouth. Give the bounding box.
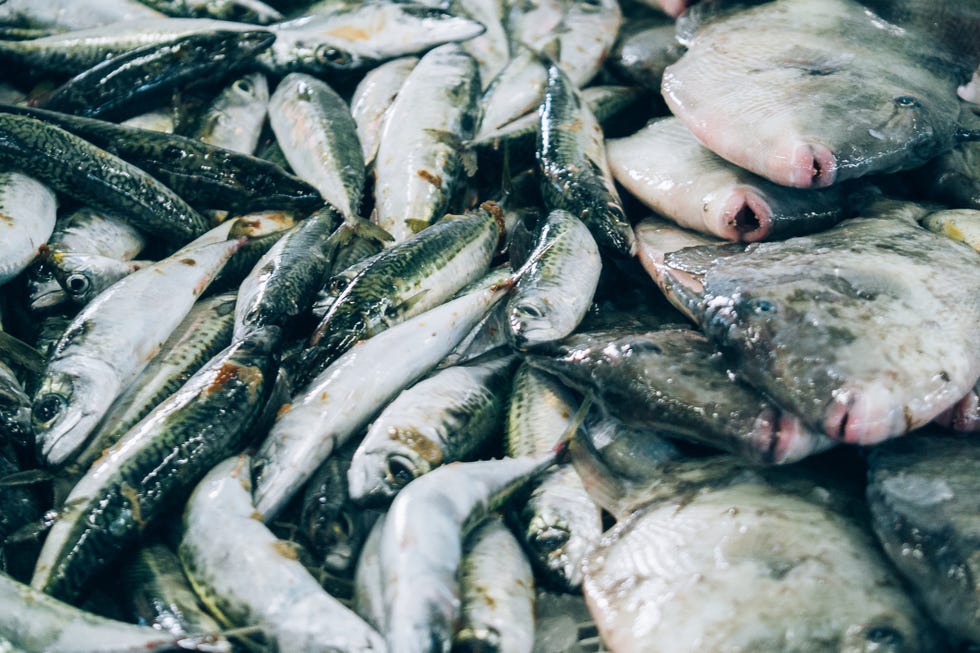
[35,407,86,467]
[719,189,772,242]
[779,143,837,189]
[822,384,910,445]
[752,409,836,464]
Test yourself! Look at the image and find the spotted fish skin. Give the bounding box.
[537,64,636,257]
[31,327,279,602]
[0,113,208,244]
[657,206,980,445]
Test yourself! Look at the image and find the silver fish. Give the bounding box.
[0,172,57,288]
[351,57,418,167]
[0,0,163,31]
[192,73,268,155]
[374,43,480,242]
[46,253,149,306]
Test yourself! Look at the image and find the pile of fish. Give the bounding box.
[0,0,977,651]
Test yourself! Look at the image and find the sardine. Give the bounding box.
[46,253,149,307]
[0,0,163,32]
[191,73,268,155]
[138,0,283,24]
[351,57,418,167]
[0,172,58,288]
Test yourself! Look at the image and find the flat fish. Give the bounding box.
[607,118,846,241]
[662,0,969,188]
[867,429,980,643]
[647,201,980,445]
[582,459,941,653]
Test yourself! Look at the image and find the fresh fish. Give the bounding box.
[276,4,486,64]
[554,0,622,88]
[0,172,57,287]
[234,206,342,341]
[608,15,684,92]
[582,458,940,653]
[45,253,149,307]
[121,108,175,133]
[505,209,601,348]
[529,328,836,464]
[27,207,146,313]
[537,64,635,256]
[662,0,970,188]
[32,326,279,601]
[648,202,980,445]
[191,73,269,155]
[43,30,275,121]
[0,112,208,243]
[0,445,40,566]
[303,202,500,379]
[0,363,31,445]
[453,0,509,90]
[867,429,980,643]
[251,274,516,520]
[380,452,560,653]
[505,0,563,55]
[581,409,683,483]
[299,442,380,575]
[477,47,548,139]
[860,0,980,70]
[374,43,480,242]
[347,352,517,506]
[0,105,323,215]
[606,118,847,241]
[179,455,386,653]
[639,0,693,18]
[353,511,387,632]
[919,208,980,254]
[0,0,163,31]
[918,140,980,211]
[0,570,222,653]
[120,543,229,651]
[350,57,418,167]
[269,73,365,219]
[455,516,536,653]
[31,237,241,467]
[69,292,236,477]
[137,0,283,24]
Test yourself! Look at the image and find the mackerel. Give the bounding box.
[0,104,322,215]
[0,172,58,288]
[0,113,208,243]
[302,203,500,380]
[137,0,283,23]
[69,292,237,476]
[32,327,279,601]
[191,73,268,155]
[252,275,516,519]
[179,455,386,653]
[374,43,480,242]
[46,253,149,307]
[269,74,365,219]
[350,57,418,167]
[477,47,548,139]
[537,64,635,256]
[31,237,242,467]
[0,0,163,32]
[347,352,517,506]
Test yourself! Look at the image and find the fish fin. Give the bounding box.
[0,469,53,488]
[422,128,465,150]
[387,289,430,323]
[345,214,393,243]
[552,391,595,463]
[0,330,45,375]
[568,412,635,521]
[404,218,431,234]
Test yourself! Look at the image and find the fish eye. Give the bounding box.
[893,95,920,109]
[316,45,352,67]
[384,455,416,489]
[234,78,253,94]
[863,626,905,652]
[749,298,776,314]
[516,303,545,319]
[65,273,90,296]
[33,394,67,425]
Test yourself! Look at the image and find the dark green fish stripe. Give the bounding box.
[44,31,275,121]
[38,328,279,601]
[537,65,636,256]
[0,104,322,213]
[0,113,207,243]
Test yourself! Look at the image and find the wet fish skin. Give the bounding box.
[179,455,387,653]
[0,104,323,215]
[68,292,236,477]
[537,64,636,257]
[608,15,684,92]
[31,326,279,602]
[867,429,980,642]
[374,43,481,242]
[191,73,269,155]
[934,378,980,433]
[0,172,57,288]
[0,112,208,244]
[46,252,148,307]
[454,516,536,653]
[0,0,163,31]
[120,542,229,651]
[583,459,941,653]
[351,57,418,167]
[269,73,365,220]
[658,209,980,445]
[347,352,517,507]
[42,30,275,121]
[303,203,500,381]
[607,118,846,242]
[31,238,242,468]
[138,0,283,24]
[529,328,835,464]
[662,0,968,188]
[506,209,601,349]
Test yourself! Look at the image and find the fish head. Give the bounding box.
[32,358,119,467]
[49,253,137,306]
[524,508,580,587]
[26,263,67,312]
[347,443,430,508]
[507,297,563,350]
